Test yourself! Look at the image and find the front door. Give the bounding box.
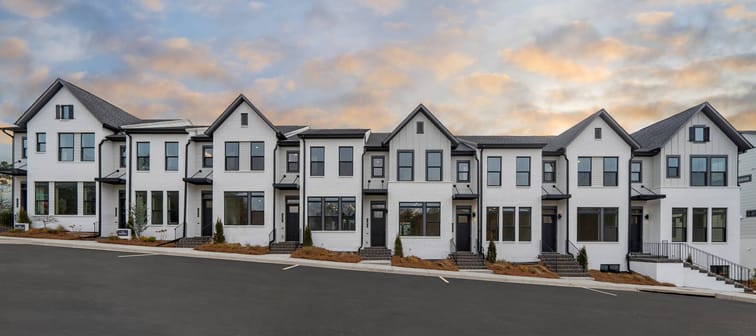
[456,207,471,252]
[118,190,126,229]
[19,182,27,212]
[201,192,213,236]
[285,197,300,242]
[630,208,643,253]
[370,201,386,247]
[541,207,557,252]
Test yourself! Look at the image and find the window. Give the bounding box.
[577,157,591,186]
[456,160,470,182]
[630,161,642,183]
[250,142,265,171]
[224,191,264,225]
[691,157,707,186]
[739,175,752,184]
[665,155,680,178]
[577,207,618,242]
[486,207,499,241]
[81,133,95,161]
[672,208,687,242]
[151,191,163,225]
[57,105,74,119]
[287,151,299,173]
[426,150,442,181]
[710,157,727,186]
[594,127,602,139]
[689,125,709,142]
[341,197,356,230]
[241,113,248,126]
[397,151,414,181]
[712,208,726,242]
[416,121,424,134]
[543,161,556,183]
[135,191,147,226]
[516,157,530,186]
[502,207,515,241]
[398,202,440,236]
[165,142,179,171]
[225,142,239,171]
[371,156,385,178]
[692,208,708,242]
[167,191,179,225]
[202,146,213,168]
[119,145,127,168]
[310,147,325,176]
[136,142,150,171]
[324,197,339,230]
[339,146,353,176]
[519,207,532,241]
[35,182,49,215]
[21,136,27,158]
[307,198,322,230]
[307,197,356,231]
[58,133,74,161]
[603,157,618,186]
[747,210,756,218]
[487,156,501,186]
[36,133,46,152]
[54,182,78,215]
[691,156,727,186]
[83,182,96,216]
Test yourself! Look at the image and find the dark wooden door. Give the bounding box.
[370,205,386,247]
[285,198,300,242]
[20,182,27,212]
[630,208,643,253]
[118,190,126,229]
[541,209,557,252]
[201,193,213,236]
[456,213,471,251]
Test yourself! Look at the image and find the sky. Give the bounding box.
[0,0,755,162]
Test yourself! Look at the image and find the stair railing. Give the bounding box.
[449,237,456,254]
[268,230,275,245]
[567,241,584,272]
[642,242,751,288]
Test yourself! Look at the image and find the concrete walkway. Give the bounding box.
[2,236,754,304]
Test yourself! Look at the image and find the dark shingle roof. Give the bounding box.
[276,125,308,134]
[382,104,459,147]
[298,128,369,139]
[366,132,390,148]
[543,109,639,154]
[458,135,554,148]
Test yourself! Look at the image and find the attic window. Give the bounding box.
[689,126,709,142]
[417,121,424,134]
[56,105,74,120]
[594,128,602,139]
[241,113,248,126]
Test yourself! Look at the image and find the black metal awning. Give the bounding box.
[184,169,213,185]
[95,169,126,185]
[363,188,387,195]
[541,185,571,201]
[453,193,478,200]
[452,184,477,200]
[274,183,299,190]
[631,186,666,201]
[0,167,26,176]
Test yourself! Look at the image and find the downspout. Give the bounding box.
[301,138,306,244]
[359,148,367,250]
[127,133,133,211]
[97,137,108,236]
[272,143,278,244]
[626,152,634,271]
[476,148,483,255]
[4,130,14,220]
[560,152,569,255]
[182,139,191,239]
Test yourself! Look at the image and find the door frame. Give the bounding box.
[285,196,300,242]
[370,201,387,247]
[541,206,557,253]
[455,206,472,252]
[630,207,643,253]
[118,190,126,229]
[201,191,213,237]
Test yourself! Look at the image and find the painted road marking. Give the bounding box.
[282,264,299,271]
[583,287,617,296]
[118,253,157,258]
[438,276,449,284]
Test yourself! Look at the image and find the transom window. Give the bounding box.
[81,133,95,161]
[603,157,618,186]
[487,156,501,186]
[426,150,442,181]
[543,161,556,183]
[310,147,325,176]
[58,133,74,161]
[397,151,414,181]
[516,156,530,186]
[577,207,618,242]
[630,161,642,183]
[225,142,239,171]
[371,156,385,178]
[137,142,150,171]
[339,146,353,176]
[456,160,470,182]
[287,151,299,173]
[250,141,265,171]
[224,191,264,225]
[307,197,356,231]
[399,202,440,236]
[577,157,592,186]
[165,142,179,171]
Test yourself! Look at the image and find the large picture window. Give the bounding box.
[603,157,618,186]
[486,207,499,241]
[426,150,442,181]
[167,191,179,225]
[83,182,96,216]
[137,142,150,171]
[151,191,163,225]
[310,147,325,176]
[339,146,353,176]
[577,207,618,242]
[502,207,515,241]
[307,197,356,231]
[224,191,264,225]
[516,156,530,186]
[58,133,74,161]
[692,208,707,242]
[165,142,179,171]
[672,208,687,242]
[81,133,95,161]
[398,151,414,181]
[225,142,239,171]
[55,182,78,215]
[35,182,49,215]
[712,208,727,242]
[251,142,265,171]
[519,207,532,241]
[577,157,591,186]
[399,202,440,236]
[487,156,501,186]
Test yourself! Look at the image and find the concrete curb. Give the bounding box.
[2,236,754,304]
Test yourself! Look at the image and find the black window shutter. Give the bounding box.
[703,127,710,142]
[70,106,74,119]
[688,127,695,141]
[55,105,61,119]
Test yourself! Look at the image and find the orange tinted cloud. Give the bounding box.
[0,0,66,19]
[502,46,610,83]
[723,4,756,20]
[0,37,28,60]
[235,43,283,73]
[124,37,228,81]
[455,72,511,96]
[635,11,674,25]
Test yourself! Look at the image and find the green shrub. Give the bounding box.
[577,247,588,270]
[1,210,14,225]
[394,235,403,257]
[16,207,30,224]
[141,236,156,243]
[486,240,497,263]
[303,225,313,247]
[212,218,225,244]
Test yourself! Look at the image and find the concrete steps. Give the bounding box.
[269,241,298,254]
[450,251,486,270]
[538,253,589,277]
[175,236,211,248]
[359,247,391,260]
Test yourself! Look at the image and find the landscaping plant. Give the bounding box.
[577,246,588,271]
[303,225,313,247]
[128,204,148,239]
[212,218,225,244]
[394,235,403,257]
[486,240,497,263]
[16,207,30,224]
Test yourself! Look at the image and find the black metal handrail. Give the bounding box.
[567,241,584,271]
[268,229,275,245]
[642,242,751,288]
[449,237,456,254]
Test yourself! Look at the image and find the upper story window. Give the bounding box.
[310,147,325,176]
[250,141,264,171]
[21,136,27,158]
[371,156,385,178]
[81,133,95,161]
[225,142,239,171]
[543,161,556,183]
[603,157,618,186]
[287,151,299,173]
[630,161,642,183]
[119,145,127,168]
[666,155,680,178]
[202,146,213,168]
[689,125,709,143]
[594,128,602,140]
[516,156,530,186]
[416,121,424,134]
[486,156,501,186]
[136,142,150,170]
[56,105,74,120]
[58,133,74,161]
[165,142,179,171]
[36,133,46,153]
[339,146,353,177]
[456,160,470,182]
[577,157,592,186]
[691,156,727,186]
[397,151,414,181]
[241,113,248,126]
[425,150,442,181]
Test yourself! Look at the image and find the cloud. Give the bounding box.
[235,43,283,73]
[357,0,404,16]
[124,37,229,82]
[723,4,756,20]
[0,0,67,19]
[430,53,475,80]
[137,0,164,12]
[0,37,28,60]
[635,11,675,25]
[248,1,265,12]
[455,72,511,96]
[502,46,610,83]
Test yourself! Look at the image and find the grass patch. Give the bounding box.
[391,256,459,271]
[195,243,269,255]
[291,246,361,263]
[97,236,174,247]
[588,270,675,286]
[487,261,560,279]
[0,227,95,240]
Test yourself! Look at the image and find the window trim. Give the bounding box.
[371,155,385,178]
[36,132,46,153]
[224,142,239,171]
[397,150,414,181]
[425,150,443,182]
[136,141,150,171]
[516,156,531,187]
[34,182,49,215]
[80,133,95,162]
[577,157,592,186]
[630,160,642,183]
[594,127,602,140]
[690,155,727,187]
[577,207,619,242]
[286,150,300,173]
[57,104,74,119]
[543,160,556,183]
[223,191,264,226]
[712,208,727,243]
[54,182,78,215]
[338,146,354,177]
[240,113,248,126]
[164,141,179,171]
[398,201,441,237]
[202,145,213,168]
[58,133,74,162]
[486,156,502,186]
[456,160,470,183]
[250,141,265,171]
[666,155,680,178]
[689,125,709,143]
[603,157,618,187]
[307,196,357,231]
[416,121,424,134]
[310,146,325,177]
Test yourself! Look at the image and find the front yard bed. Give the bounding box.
[487,261,560,279]
[0,228,96,240]
[588,270,674,286]
[291,246,361,263]
[195,243,269,255]
[97,237,174,247]
[391,256,459,271]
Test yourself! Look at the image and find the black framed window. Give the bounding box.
[340,197,356,230]
[250,141,265,171]
[487,156,501,186]
[692,208,707,242]
[603,157,618,186]
[371,156,385,178]
[54,182,78,215]
[225,142,239,171]
[167,191,179,225]
[689,125,709,142]
[691,156,727,187]
[691,157,707,186]
[36,133,46,152]
[577,157,591,186]
[119,145,127,168]
[21,136,27,158]
[416,121,424,134]
[310,147,325,176]
[516,156,530,186]
[710,157,727,186]
[672,208,687,242]
[339,146,353,176]
[486,207,499,241]
[426,150,442,181]
[519,207,532,241]
[134,191,147,226]
[241,113,248,126]
[223,191,264,225]
[287,151,299,173]
[56,105,74,119]
[397,150,414,181]
[81,133,95,161]
[630,161,642,183]
[202,146,213,168]
[324,197,339,230]
[577,207,618,242]
[151,191,163,225]
[250,192,264,225]
[398,202,440,236]
[58,133,74,161]
[307,197,356,231]
[543,161,556,183]
[83,182,96,216]
[456,160,470,182]
[667,155,680,178]
[594,127,602,139]
[712,208,726,242]
[165,142,179,171]
[307,198,322,230]
[502,207,515,241]
[136,142,150,171]
[35,182,49,215]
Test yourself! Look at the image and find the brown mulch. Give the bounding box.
[588,270,675,286]
[291,246,362,263]
[487,261,560,279]
[97,238,174,247]
[195,243,269,255]
[0,228,96,240]
[391,256,459,271]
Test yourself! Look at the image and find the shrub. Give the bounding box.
[140,236,156,243]
[486,240,497,263]
[577,246,588,270]
[686,254,692,264]
[16,207,30,224]
[127,212,136,238]
[212,218,225,244]
[303,225,313,247]
[0,211,13,226]
[394,235,403,257]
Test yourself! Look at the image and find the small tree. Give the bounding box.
[128,204,148,239]
[212,218,225,244]
[394,235,404,257]
[577,246,588,271]
[16,207,30,224]
[486,240,497,263]
[303,225,313,247]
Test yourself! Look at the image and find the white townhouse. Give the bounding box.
[2,79,753,291]
[740,131,756,269]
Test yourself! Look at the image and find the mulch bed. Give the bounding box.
[291,246,361,263]
[487,261,560,279]
[97,238,174,247]
[391,256,459,271]
[195,243,269,255]
[588,270,675,286]
[0,228,96,240]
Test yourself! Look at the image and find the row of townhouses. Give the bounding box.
[1,79,753,290]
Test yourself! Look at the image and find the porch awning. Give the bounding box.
[453,193,478,200]
[184,169,213,185]
[541,185,570,200]
[274,183,299,190]
[95,169,126,185]
[363,188,387,195]
[0,167,26,176]
[631,186,666,201]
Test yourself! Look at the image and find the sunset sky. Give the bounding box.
[0,0,754,161]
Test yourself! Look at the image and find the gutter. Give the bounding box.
[272,143,278,244]
[97,137,108,236]
[476,148,483,255]
[301,138,306,244]
[182,139,191,239]
[4,130,14,220]
[626,152,634,271]
[127,133,133,211]
[560,152,569,255]
[359,147,367,250]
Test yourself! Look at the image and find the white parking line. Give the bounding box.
[118,253,157,258]
[282,264,299,271]
[583,287,617,296]
[438,276,449,284]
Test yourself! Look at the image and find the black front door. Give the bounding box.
[201,192,213,236]
[541,207,557,252]
[630,208,643,253]
[285,197,300,242]
[456,209,471,252]
[118,190,126,229]
[20,182,27,211]
[370,202,386,247]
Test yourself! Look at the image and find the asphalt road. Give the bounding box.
[0,244,754,336]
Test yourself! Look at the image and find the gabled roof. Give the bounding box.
[382,104,459,147]
[632,102,753,153]
[298,128,369,139]
[458,135,554,149]
[204,94,284,139]
[276,125,308,134]
[15,78,142,130]
[543,109,640,154]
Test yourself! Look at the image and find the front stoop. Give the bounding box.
[269,241,298,254]
[450,251,487,270]
[359,247,391,260]
[175,236,211,248]
[538,253,590,277]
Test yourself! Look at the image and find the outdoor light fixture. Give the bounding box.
[558,214,563,219]
[645,214,650,220]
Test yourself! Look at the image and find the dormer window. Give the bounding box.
[241,113,248,126]
[56,105,74,120]
[416,121,424,134]
[594,128,602,139]
[689,126,709,142]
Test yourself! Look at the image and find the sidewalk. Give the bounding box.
[2,236,754,304]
